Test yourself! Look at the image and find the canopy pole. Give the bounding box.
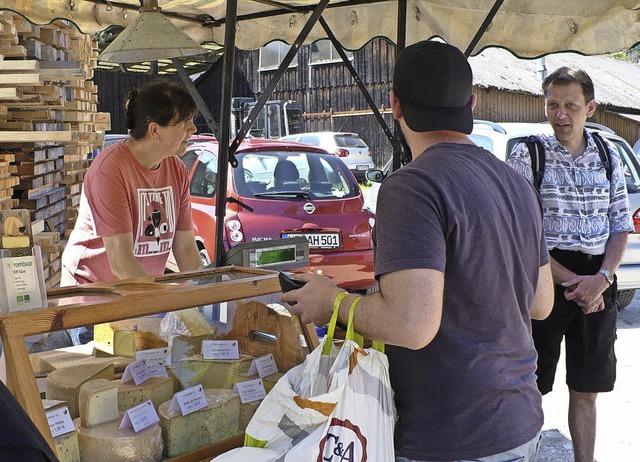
[319,17,394,146]
[392,0,408,173]
[213,0,239,267]
[464,0,505,57]
[229,0,331,154]
[172,58,220,139]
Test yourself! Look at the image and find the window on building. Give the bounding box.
[259,41,298,70]
[310,39,353,64]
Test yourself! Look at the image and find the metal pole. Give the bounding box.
[319,17,394,147]
[464,0,505,57]
[213,0,239,267]
[172,58,220,138]
[393,0,407,173]
[229,0,331,153]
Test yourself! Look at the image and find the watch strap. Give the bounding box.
[598,269,614,285]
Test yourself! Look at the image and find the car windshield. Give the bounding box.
[334,134,367,148]
[233,150,359,200]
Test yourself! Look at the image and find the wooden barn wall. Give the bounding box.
[94,71,183,134]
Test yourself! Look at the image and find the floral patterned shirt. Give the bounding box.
[507,131,633,255]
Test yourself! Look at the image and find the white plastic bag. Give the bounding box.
[244,298,395,461]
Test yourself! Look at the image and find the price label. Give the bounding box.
[46,406,74,438]
[168,385,208,416]
[121,360,152,385]
[135,348,171,367]
[236,379,267,404]
[118,400,159,433]
[201,340,240,360]
[248,353,278,378]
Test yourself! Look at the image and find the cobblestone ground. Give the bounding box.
[536,293,640,462]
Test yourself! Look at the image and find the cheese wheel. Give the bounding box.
[158,388,240,457]
[74,415,163,462]
[177,354,253,389]
[54,431,80,462]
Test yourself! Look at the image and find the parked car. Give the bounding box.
[179,138,376,292]
[280,132,374,181]
[634,139,640,157]
[366,121,640,308]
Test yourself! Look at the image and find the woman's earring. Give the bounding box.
[155,139,160,143]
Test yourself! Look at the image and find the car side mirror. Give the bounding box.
[366,169,384,183]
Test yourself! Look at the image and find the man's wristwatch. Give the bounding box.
[598,269,614,285]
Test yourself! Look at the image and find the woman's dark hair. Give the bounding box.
[542,66,595,103]
[124,79,198,140]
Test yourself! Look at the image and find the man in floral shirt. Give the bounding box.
[507,66,633,462]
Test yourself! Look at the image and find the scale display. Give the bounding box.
[223,237,309,270]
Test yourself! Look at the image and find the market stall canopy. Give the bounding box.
[2,0,639,57]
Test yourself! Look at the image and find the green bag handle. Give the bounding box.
[322,293,384,355]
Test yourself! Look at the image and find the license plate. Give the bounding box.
[356,165,369,170]
[282,233,340,249]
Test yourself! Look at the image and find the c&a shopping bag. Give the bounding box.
[244,296,396,461]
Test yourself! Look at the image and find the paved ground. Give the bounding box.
[536,293,640,461]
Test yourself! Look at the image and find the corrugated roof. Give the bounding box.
[470,48,640,113]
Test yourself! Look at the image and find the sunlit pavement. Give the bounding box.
[536,294,640,461]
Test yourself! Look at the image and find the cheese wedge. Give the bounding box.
[116,376,174,412]
[79,379,119,428]
[54,431,80,462]
[94,318,166,357]
[158,388,240,457]
[74,415,163,462]
[176,354,253,390]
[46,363,115,418]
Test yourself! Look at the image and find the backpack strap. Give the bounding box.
[524,135,546,189]
[590,132,612,182]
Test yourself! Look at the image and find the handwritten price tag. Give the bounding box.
[168,385,208,416]
[248,353,278,378]
[201,340,239,360]
[121,360,152,385]
[46,406,74,437]
[135,348,171,367]
[236,379,267,404]
[118,400,159,433]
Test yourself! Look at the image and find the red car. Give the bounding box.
[179,138,376,292]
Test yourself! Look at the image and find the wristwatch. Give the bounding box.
[598,269,614,285]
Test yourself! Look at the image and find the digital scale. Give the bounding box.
[222,236,309,270]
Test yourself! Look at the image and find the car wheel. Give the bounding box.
[617,289,635,310]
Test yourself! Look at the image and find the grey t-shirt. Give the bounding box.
[374,143,548,460]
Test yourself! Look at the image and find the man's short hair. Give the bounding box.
[392,41,473,134]
[542,66,595,103]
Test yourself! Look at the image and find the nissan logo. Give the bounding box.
[303,203,316,214]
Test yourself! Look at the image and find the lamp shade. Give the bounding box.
[98,10,207,63]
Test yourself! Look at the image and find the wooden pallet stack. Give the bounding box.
[0,12,109,288]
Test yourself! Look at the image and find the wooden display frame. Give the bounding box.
[0,266,299,461]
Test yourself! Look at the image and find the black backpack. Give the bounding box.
[524,132,612,189]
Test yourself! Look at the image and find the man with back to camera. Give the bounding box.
[507,66,633,462]
[282,40,554,461]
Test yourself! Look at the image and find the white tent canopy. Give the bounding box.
[2,0,639,57]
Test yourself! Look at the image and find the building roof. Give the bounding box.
[470,48,640,114]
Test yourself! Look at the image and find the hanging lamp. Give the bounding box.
[98,0,207,63]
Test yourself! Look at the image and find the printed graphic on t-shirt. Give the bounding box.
[134,187,176,257]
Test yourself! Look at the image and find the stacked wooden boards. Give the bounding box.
[0,12,111,287]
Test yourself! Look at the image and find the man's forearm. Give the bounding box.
[601,231,629,273]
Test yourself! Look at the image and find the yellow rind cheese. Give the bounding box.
[46,363,115,418]
[158,388,240,457]
[115,376,174,412]
[176,354,253,390]
[79,379,119,428]
[74,414,163,462]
